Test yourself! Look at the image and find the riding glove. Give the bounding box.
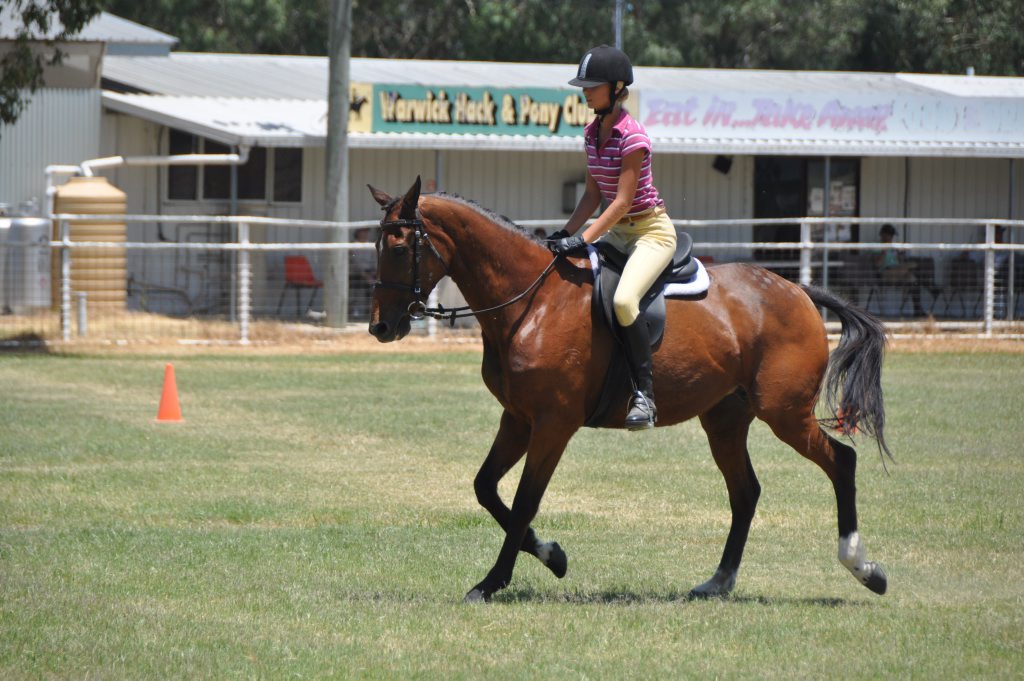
[548,235,587,256]
[547,229,571,241]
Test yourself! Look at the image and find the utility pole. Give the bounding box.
[614,0,624,49]
[325,0,353,327]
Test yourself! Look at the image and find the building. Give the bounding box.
[3,12,1023,319]
[0,9,176,214]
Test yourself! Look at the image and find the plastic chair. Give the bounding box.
[276,255,323,317]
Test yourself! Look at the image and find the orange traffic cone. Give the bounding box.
[156,363,184,422]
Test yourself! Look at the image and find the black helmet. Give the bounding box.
[569,45,634,88]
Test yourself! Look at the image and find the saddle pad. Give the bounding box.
[587,246,711,297]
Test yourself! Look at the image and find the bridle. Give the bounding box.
[373,210,559,327]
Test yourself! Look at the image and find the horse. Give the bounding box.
[368,177,891,603]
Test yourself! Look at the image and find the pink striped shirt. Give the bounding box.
[584,110,663,216]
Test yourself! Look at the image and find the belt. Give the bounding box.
[617,205,665,224]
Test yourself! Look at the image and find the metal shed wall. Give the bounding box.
[0,89,100,210]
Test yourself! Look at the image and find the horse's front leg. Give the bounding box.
[474,411,568,579]
[465,420,572,603]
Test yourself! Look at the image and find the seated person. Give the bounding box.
[873,223,924,316]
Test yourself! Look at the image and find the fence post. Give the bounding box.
[60,219,71,342]
[238,222,251,345]
[983,222,995,337]
[76,292,88,337]
[799,221,812,287]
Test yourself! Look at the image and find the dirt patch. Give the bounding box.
[886,336,1024,354]
[4,308,1022,355]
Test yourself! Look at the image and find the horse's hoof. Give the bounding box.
[688,570,736,599]
[463,588,490,604]
[546,542,567,579]
[863,563,888,595]
[687,586,729,600]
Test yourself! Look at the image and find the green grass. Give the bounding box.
[1,350,1022,679]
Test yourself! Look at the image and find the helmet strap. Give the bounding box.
[594,82,622,117]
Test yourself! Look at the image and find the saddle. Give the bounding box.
[584,231,710,428]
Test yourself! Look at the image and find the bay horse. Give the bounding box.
[368,177,891,603]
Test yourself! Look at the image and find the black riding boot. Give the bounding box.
[621,316,657,430]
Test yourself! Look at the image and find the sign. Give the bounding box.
[369,85,592,137]
[640,92,1024,143]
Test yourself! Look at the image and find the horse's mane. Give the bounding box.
[430,192,547,246]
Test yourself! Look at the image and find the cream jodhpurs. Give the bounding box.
[599,208,677,326]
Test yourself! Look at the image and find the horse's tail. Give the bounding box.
[802,285,893,461]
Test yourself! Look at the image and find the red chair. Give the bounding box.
[276,255,323,317]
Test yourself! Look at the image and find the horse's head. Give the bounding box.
[366,177,448,342]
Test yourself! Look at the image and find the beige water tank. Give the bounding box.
[51,176,127,308]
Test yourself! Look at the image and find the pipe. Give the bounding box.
[44,165,81,219]
[79,147,251,177]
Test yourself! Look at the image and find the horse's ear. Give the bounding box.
[398,176,422,219]
[368,184,392,207]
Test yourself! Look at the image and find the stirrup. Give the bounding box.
[625,390,656,430]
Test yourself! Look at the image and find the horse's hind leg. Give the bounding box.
[692,391,759,598]
[473,410,567,580]
[766,411,888,595]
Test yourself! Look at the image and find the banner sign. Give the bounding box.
[369,85,592,137]
[640,91,1024,143]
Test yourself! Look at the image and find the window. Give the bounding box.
[203,142,267,200]
[166,129,302,204]
[274,148,303,202]
[202,140,231,200]
[167,129,198,200]
[753,156,861,262]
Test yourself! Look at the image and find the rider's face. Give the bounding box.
[582,84,611,112]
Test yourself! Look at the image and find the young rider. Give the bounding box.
[548,45,677,431]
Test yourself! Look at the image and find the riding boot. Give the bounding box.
[621,315,657,430]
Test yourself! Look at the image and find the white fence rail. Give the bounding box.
[2,213,1022,344]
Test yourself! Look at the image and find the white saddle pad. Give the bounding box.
[587,245,711,297]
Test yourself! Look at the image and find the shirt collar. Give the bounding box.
[585,109,629,142]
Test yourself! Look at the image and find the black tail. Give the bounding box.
[802,285,893,461]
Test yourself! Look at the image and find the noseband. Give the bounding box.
[373,211,558,327]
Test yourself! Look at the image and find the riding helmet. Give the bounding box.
[569,45,634,88]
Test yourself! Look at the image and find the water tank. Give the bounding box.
[51,176,127,308]
[1,217,52,313]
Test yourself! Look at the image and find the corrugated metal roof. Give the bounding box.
[103,52,976,99]
[104,54,326,98]
[104,52,1024,100]
[102,93,326,147]
[897,73,1024,98]
[1,9,176,46]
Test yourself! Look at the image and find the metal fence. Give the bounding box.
[1,213,1022,345]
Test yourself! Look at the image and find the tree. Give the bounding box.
[80,0,1024,76]
[1,0,103,127]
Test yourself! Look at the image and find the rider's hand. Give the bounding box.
[548,235,587,256]
[547,229,571,242]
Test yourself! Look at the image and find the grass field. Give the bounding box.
[1,347,1022,679]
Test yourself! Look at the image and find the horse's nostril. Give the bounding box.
[369,321,388,337]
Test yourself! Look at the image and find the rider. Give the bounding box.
[548,45,677,431]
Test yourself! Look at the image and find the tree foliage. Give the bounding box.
[15,0,1024,82]
[1,0,103,126]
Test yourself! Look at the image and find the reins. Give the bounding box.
[374,213,559,327]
